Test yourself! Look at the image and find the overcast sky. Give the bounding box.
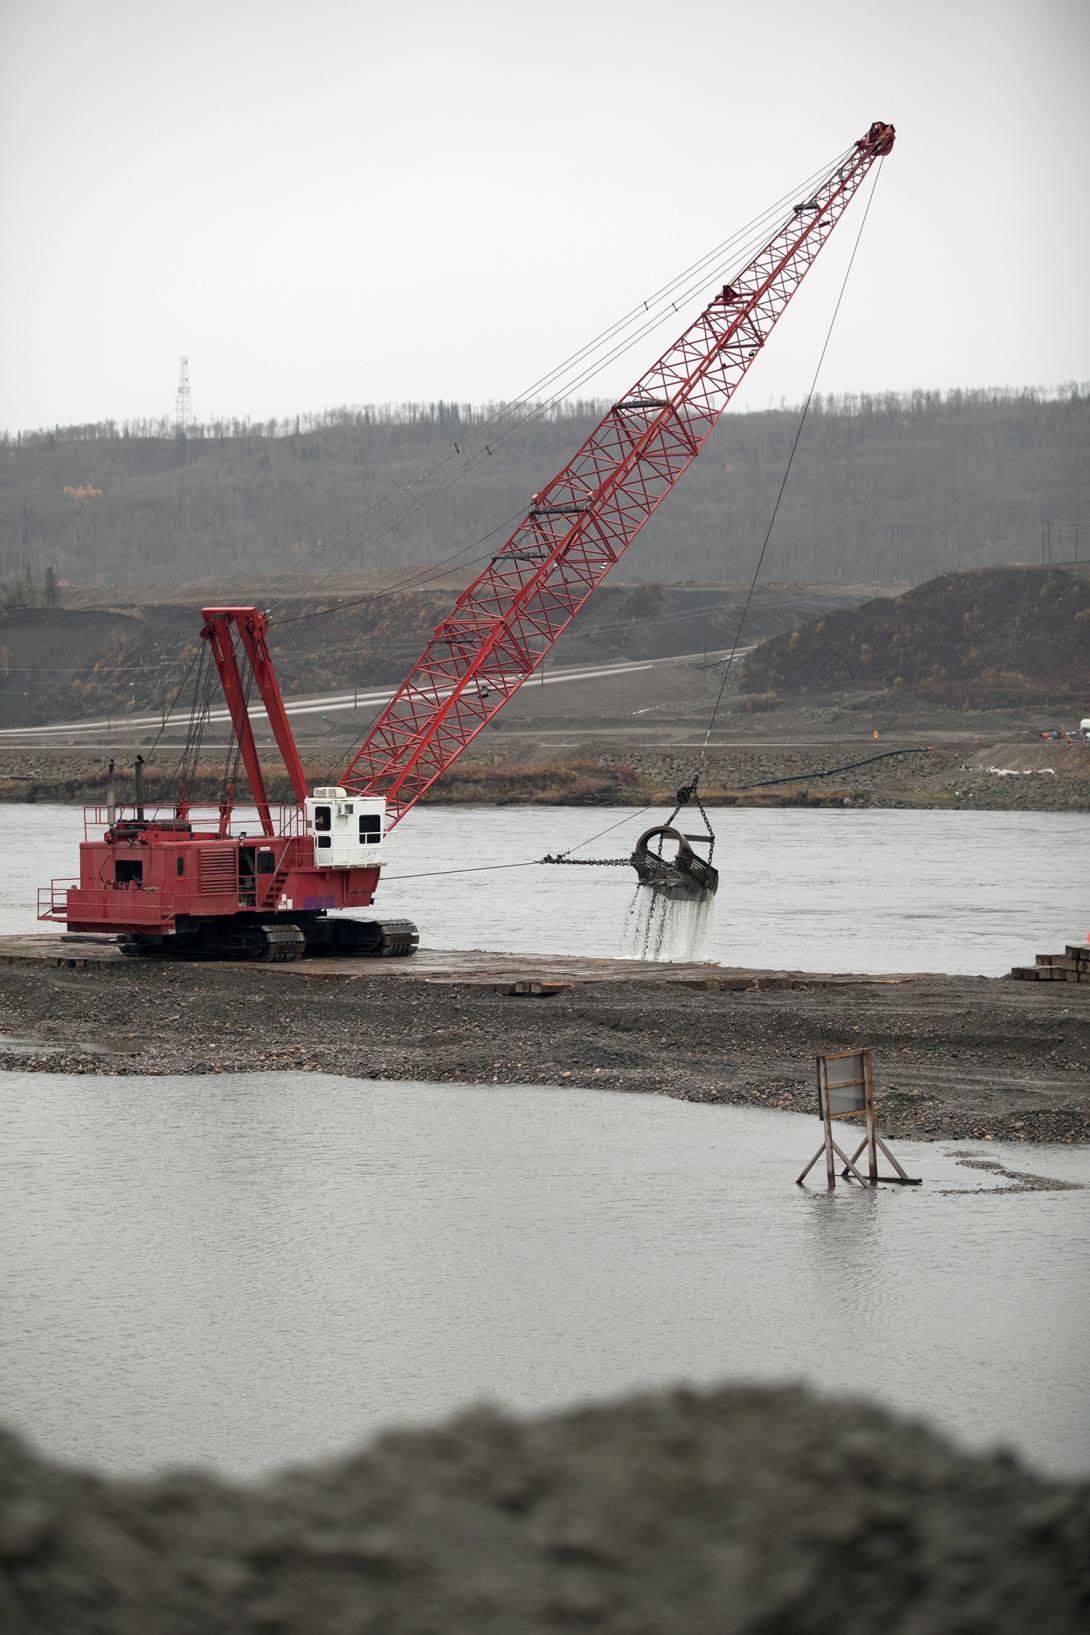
[2,0,1087,432]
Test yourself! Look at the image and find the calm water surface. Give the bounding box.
[2,1070,1088,1480]
[3,803,1088,972]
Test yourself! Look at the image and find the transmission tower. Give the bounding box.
[175,355,192,434]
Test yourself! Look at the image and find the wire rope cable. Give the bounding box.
[694,158,887,772]
[736,744,931,791]
[383,745,934,883]
[383,155,891,882]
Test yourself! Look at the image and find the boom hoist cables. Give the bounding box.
[257,146,857,620]
[541,135,897,898]
[125,152,854,738]
[134,135,889,794]
[337,122,898,834]
[622,145,894,898]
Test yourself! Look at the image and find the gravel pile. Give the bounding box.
[2,1384,1088,1634]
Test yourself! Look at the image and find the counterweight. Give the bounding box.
[341,121,895,825]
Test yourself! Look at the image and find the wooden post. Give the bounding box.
[864,1050,878,1184]
[824,1091,836,1189]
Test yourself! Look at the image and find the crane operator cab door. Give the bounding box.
[305,787,386,868]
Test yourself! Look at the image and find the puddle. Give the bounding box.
[939,1152,1086,1196]
[0,1033,127,1058]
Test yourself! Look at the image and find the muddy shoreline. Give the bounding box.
[1,957,1087,1144]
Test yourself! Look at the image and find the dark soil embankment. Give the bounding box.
[742,565,1090,709]
[1,960,1087,1143]
[3,1384,1088,1634]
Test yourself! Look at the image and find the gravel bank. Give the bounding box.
[1,736,1087,809]
[2,1384,1088,1634]
[1,960,1087,1143]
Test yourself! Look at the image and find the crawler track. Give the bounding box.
[116,916,420,962]
[321,917,420,958]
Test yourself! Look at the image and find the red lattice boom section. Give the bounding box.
[341,122,895,826]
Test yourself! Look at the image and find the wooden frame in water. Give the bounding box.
[796,1049,920,1189]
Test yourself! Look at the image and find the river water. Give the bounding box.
[3,803,1088,972]
[2,1069,1088,1482]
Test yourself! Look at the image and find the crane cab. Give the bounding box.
[305,787,386,868]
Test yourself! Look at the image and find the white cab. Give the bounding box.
[305,786,386,867]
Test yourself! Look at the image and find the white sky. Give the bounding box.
[1,0,1087,431]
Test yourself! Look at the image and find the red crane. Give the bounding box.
[39,121,895,960]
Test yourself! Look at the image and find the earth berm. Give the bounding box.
[2,1384,1088,1634]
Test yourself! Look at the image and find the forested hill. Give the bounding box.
[1,388,1086,594]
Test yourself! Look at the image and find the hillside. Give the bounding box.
[0,580,873,730]
[2,388,1087,592]
[740,566,1090,708]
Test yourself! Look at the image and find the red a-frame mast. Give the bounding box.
[340,121,895,826]
[201,607,309,834]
